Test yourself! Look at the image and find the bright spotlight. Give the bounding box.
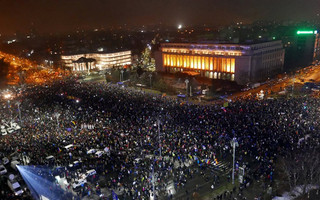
[178,24,182,29]
[3,93,12,99]
[17,165,76,200]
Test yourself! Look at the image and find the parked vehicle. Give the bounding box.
[0,165,7,175]
[87,149,96,154]
[7,175,24,196]
[95,151,104,158]
[72,178,87,189]
[10,161,20,171]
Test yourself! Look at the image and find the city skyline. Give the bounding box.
[0,0,319,34]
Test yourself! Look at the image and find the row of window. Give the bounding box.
[162,44,245,51]
[168,67,235,81]
[162,48,242,56]
[163,54,236,73]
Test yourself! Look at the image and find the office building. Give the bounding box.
[155,41,285,84]
[61,50,131,72]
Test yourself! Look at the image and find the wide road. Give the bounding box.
[229,63,320,100]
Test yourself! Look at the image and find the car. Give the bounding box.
[7,176,24,196]
[45,155,55,164]
[85,169,97,177]
[134,158,142,164]
[68,160,82,171]
[10,122,21,131]
[81,169,97,179]
[87,149,96,154]
[2,157,9,165]
[95,151,104,158]
[0,165,7,175]
[64,144,74,151]
[72,178,87,189]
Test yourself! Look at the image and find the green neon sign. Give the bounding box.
[297,30,317,35]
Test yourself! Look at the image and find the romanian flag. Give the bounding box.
[71,121,76,126]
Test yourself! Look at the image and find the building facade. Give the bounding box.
[314,33,320,62]
[61,50,131,72]
[283,30,319,70]
[155,41,285,84]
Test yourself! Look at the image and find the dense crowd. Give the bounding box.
[1,79,320,199]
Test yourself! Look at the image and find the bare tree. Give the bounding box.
[282,146,320,197]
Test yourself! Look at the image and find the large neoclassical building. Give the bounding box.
[61,50,132,72]
[155,41,285,84]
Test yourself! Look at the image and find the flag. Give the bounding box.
[223,102,229,107]
[112,190,118,200]
[71,121,76,126]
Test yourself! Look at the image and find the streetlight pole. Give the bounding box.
[157,119,162,158]
[3,93,13,122]
[149,74,153,89]
[152,163,155,199]
[230,137,238,185]
[54,113,61,129]
[120,70,124,82]
[16,102,22,122]
[185,79,189,96]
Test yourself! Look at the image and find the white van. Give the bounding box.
[87,149,96,154]
[64,144,74,151]
[82,169,97,179]
[7,179,24,196]
[95,151,104,158]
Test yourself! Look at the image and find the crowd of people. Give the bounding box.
[1,78,320,199]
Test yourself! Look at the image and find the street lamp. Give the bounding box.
[149,74,153,89]
[157,119,162,158]
[152,163,155,199]
[53,113,61,129]
[185,79,189,96]
[16,102,22,122]
[230,137,239,185]
[120,70,124,82]
[3,92,13,122]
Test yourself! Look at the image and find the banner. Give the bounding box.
[112,190,118,200]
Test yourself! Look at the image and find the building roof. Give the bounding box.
[72,57,96,63]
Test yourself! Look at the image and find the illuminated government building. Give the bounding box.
[155,41,285,84]
[61,50,132,72]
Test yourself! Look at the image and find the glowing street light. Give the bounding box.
[53,113,61,129]
[3,93,12,99]
[120,70,124,82]
[149,74,152,88]
[3,92,13,122]
[185,79,189,96]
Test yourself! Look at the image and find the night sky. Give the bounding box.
[0,0,319,34]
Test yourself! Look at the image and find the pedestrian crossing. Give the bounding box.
[211,161,231,176]
[171,158,231,176]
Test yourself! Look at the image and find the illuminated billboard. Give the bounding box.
[297,30,317,35]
